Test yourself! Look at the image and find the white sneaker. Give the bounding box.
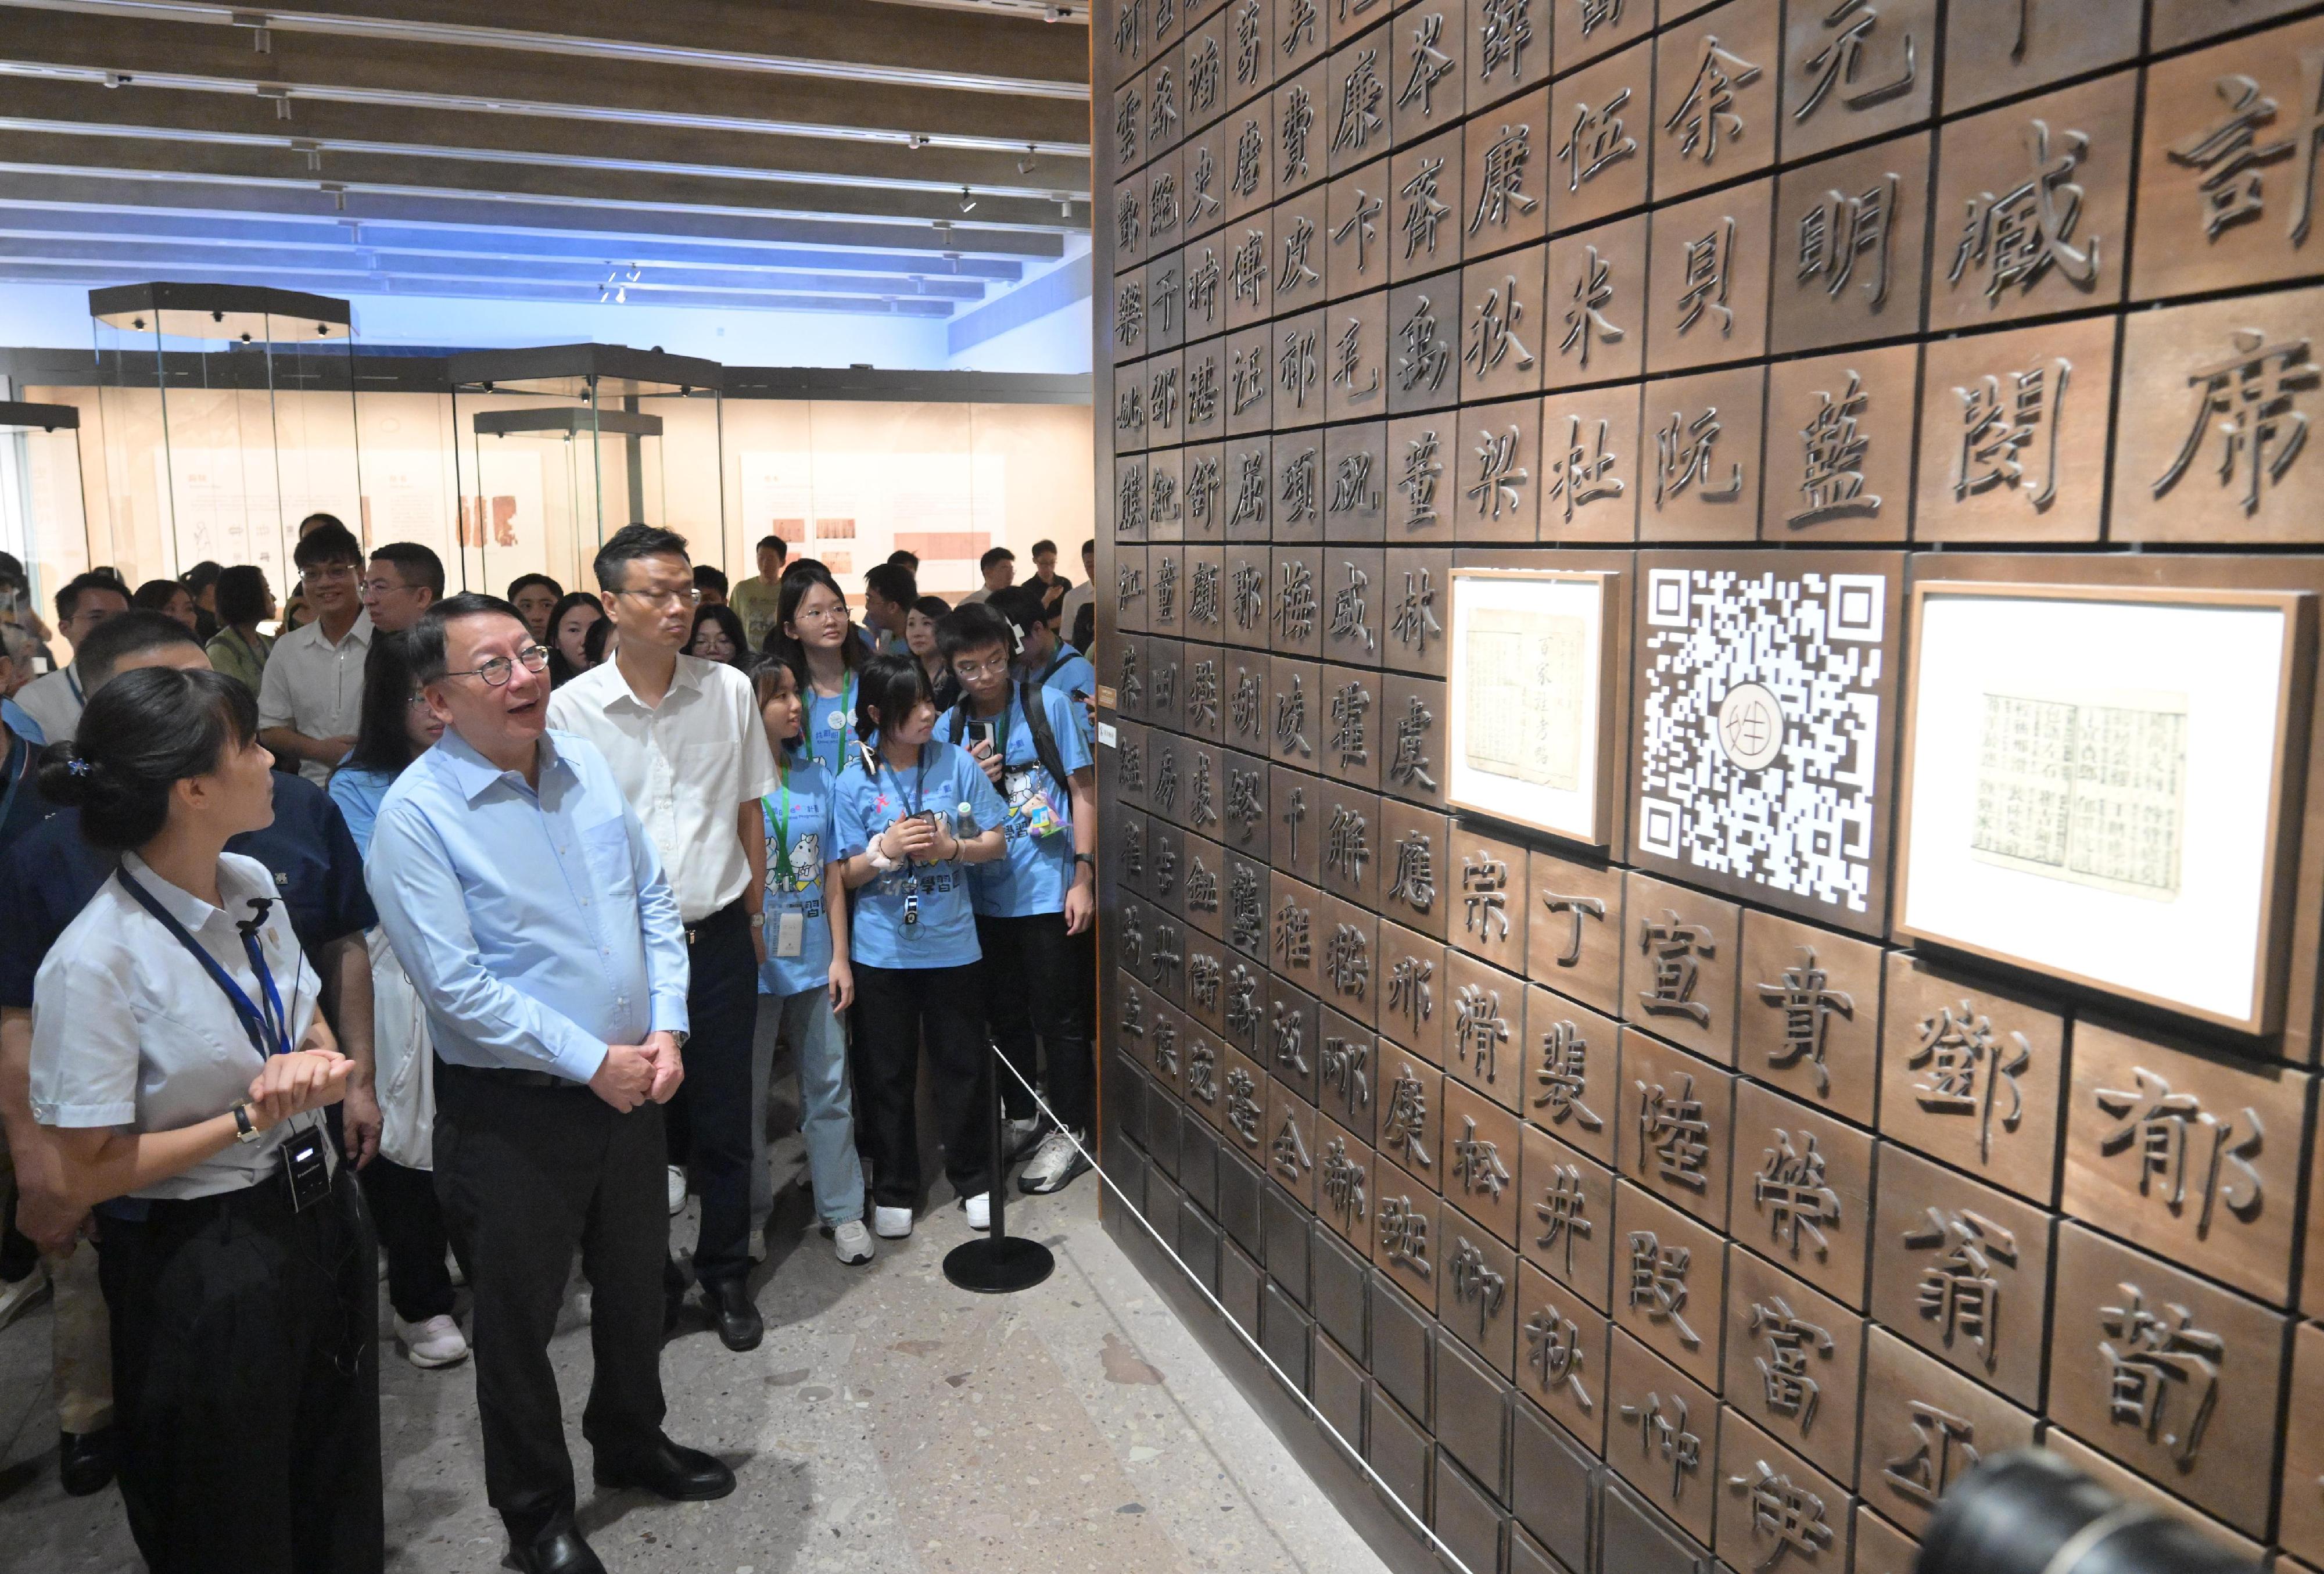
[1002,1116,1043,1161]
[1019,1129,1092,1195]
[0,1263,50,1331]
[666,1165,687,1216]
[872,1205,914,1239]
[394,1313,470,1369]
[833,1220,875,1265]
[962,1192,991,1230]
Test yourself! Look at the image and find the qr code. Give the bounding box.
[1636,565,1886,916]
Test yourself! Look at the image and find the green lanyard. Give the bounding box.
[764,768,794,885]
[816,674,855,767]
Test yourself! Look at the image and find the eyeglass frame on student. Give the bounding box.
[443,644,553,687]
[952,654,1013,680]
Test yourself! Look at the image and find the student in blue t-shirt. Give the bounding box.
[933,601,1099,1197]
[752,653,874,1267]
[988,586,1096,747]
[832,654,1007,1240]
[763,562,869,777]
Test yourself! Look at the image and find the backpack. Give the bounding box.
[951,679,1074,806]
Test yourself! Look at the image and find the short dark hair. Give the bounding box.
[863,562,917,607]
[910,594,952,622]
[131,579,185,614]
[80,609,202,692]
[293,521,364,570]
[937,601,1017,664]
[181,560,223,593]
[298,511,347,536]
[593,523,691,593]
[1081,538,1096,556]
[989,584,1059,633]
[780,557,824,583]
[688,603,749,664]
[347,631,428,775]
[374,542,446,597]
[756,534,787,559]
[214,565,271,628]
[505,571,562,604]
[853,652,936,751]
[56,570,128,624]
[38,667,257,851]
[1032,539,1057,557]
[767,562,863,673]
[694,564,730,596]
[887,549,920,572]
[582,614,614,665]
[979,546,1015,573]
[407,591,526,685]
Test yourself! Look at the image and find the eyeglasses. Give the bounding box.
[303,564,358,583]
[445,644,551,687]
[360,579,410,598]
[406,690,431,708]
[616,587,701,609]
[952,655,1012,680]
[792,603,851,623]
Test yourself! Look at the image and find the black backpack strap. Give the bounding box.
[1037,647,1070,685]
[1018,679,1075,802]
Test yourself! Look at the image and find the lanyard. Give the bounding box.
[765,769,794,884]
[114,867,293,1060]
[64,664,83,707]
[1038,648,1068,685]
[0,728,26,829]
[816,673,855,768]
[879,743,932,827]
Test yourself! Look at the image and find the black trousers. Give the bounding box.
[96,1164,383,1574]
[433,1061,668,1543]
[976,912,1096,1133]
[849,960,991,1209]
[360,1154,457,1323]
[673,901,758,1286]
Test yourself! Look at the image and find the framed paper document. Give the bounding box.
[1895,580,2314,1034]
[1445,568,1620,847]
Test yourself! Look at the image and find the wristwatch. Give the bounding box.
[1074,853,1096,871]
[231,1100,262,1145]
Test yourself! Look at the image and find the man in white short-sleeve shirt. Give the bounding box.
[259,521,371,784]
[547,525,779,1355]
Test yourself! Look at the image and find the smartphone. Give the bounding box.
[969,718,1002,754]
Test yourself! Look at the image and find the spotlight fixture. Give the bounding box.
[1044,5,1068,19]
[959,186,977,213]
[1017,145,1039,174]
[908,132,931,149]
[1058,198,1074,217]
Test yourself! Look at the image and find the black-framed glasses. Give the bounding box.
[446,644,551,687]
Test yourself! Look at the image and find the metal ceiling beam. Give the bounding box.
[0,236,995,297]
[0,206,1032,278]
[0,76,1092,200]
[0,260,962,315]
[0,170,1067,255]
[0,131,1075,232]
[1,0,1091,99]
[0,7,1092,152]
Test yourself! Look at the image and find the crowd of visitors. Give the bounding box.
[0,517,1096,1573]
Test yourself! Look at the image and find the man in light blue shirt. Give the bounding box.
[367,592,734,1574]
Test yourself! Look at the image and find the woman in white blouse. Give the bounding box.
[27,664,381,1573]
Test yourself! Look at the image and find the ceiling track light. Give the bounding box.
[1017,145,1039,174]
[958,186,978,213]
[1058,198,1074,217]
[908,132,931,149]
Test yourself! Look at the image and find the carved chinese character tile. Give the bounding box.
[1545,214,1648,388]
[1185,8,1231,130]
[1275,59,1332,198]
[1444,1075,1525,1243]
[1378,916,1450,1066]
[1266,1079,1321,1203]
[1631,552,1905,936]
[1619,1030,1735,1228]
[1639,365,1764,542]
[1271,186,1332,318]
[1389,3,1466,148]
[1878,952,2064,1206]
[1523,994,1620,1169]
[1268,763,1322,887]
[1539,381,1644,542]
[1553,0,1653,77]
[1225,0,1278,104]
[1516,1259,1611,1450]
[1147,353,1187,454]
[1770,131,1934,354]
[1183,235,1229,347]
[1390,127,1467,285]
[1326,159,1394,300]
[1322,424,1389,544]
[1737,911,1881,1128]
[1316,891,1379,1028]
[1733,1080,1874,1310]
[2111,283,2324,543]
[2151,0,2315,52]
[1379,799,1452,939]
[1387,281,1464,421]
[1854,1504,1920,1574]
[1458,246,1548,402]
[1377,1041,1447,1184]
[1940,0,2137,114]
[1316,1113,1375,1240]
[1225,324,1275,435]
[1715,1407,1852,1574]
[1652,0,1781,202]
[1607,1324,1722,1542]
[1613,1179,1727,1387]
[1870,1141,2054,1406]
[1723,1246,1866,1484]
[1380,546,1452,677]
[1928,70,2135,330]
[1150,449,1189,545]
[1444,1207,1523,1375]
[1450,396,1544,542]
[1183,117,1231,242]
[1276,311,1330,434]
[1221,1039,1272,1160]
[1464,87,1553,257]
[1325,292,1391,424]
[1522,1121,1617,1309]
[1276,0,1332,80]
[2040,1429,2271,1565]
[1778,0,1935,162]
[1319,546,1386,665]
[1857,1325,2036,1535]
[2063,1021,2307,1307]
[1468,0,1551,110]
[1325,31,1393,177]
[1617,870,1741,1063]
[1116,78,1149,177]
[1317,780,1383,908]
[1182,824,1229,934]
[1372,1156,1444,1308]
[1110,0,1149,85]
[1760,343,1917,543]
[2045,1222,2287,1536]
[1274,435,1328,551]
[1183,339,1226,451]
[1150,229,1188,354]
[1525,844,1624,1018]
[1377,671,1450,808]
[1224,99,1276,226]
[1449,826,1529,971]
[1599,1473,1715,1574]
[1647,177,1776,373]
[1548,41,1654,234]
[1267,874,1324,1006]
[1911,314,2113,543]
[1444,951,1527,1113]
[1118,167,1152,273]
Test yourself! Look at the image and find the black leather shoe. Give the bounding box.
[593,1438,737,1501]
[503,1525,606,1574]
[709,1278,763,1352]
[58,1428,114,1497]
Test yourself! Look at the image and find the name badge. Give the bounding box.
[776,910,805,958]
[826,710,847,732]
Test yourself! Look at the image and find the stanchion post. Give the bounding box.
[941,1043,1056,1294]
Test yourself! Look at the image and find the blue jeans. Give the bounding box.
[762,985,866,1227]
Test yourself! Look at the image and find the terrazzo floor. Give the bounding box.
[0,1113,1391,1574]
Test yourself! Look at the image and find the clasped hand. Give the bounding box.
[246,1049,356,1131]
[881,815,951,862]
[589,1031,684,1112]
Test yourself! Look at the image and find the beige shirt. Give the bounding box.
[546,652,779,922]
[258,611,372,784]
[12,664,84,743]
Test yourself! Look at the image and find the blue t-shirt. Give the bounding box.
[1033,644,1098,745]
[758,755,838,998]
[934,685,1093,920]
[831,737,1006,971]
[799,672,862,779]
[328,763,399,859]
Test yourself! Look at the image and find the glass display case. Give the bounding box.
[0,400,92,610]
[88,284,363,590]
[447,345,725,597]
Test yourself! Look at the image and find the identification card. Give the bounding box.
[776,910,805,958]
[279,1124,332,1213]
